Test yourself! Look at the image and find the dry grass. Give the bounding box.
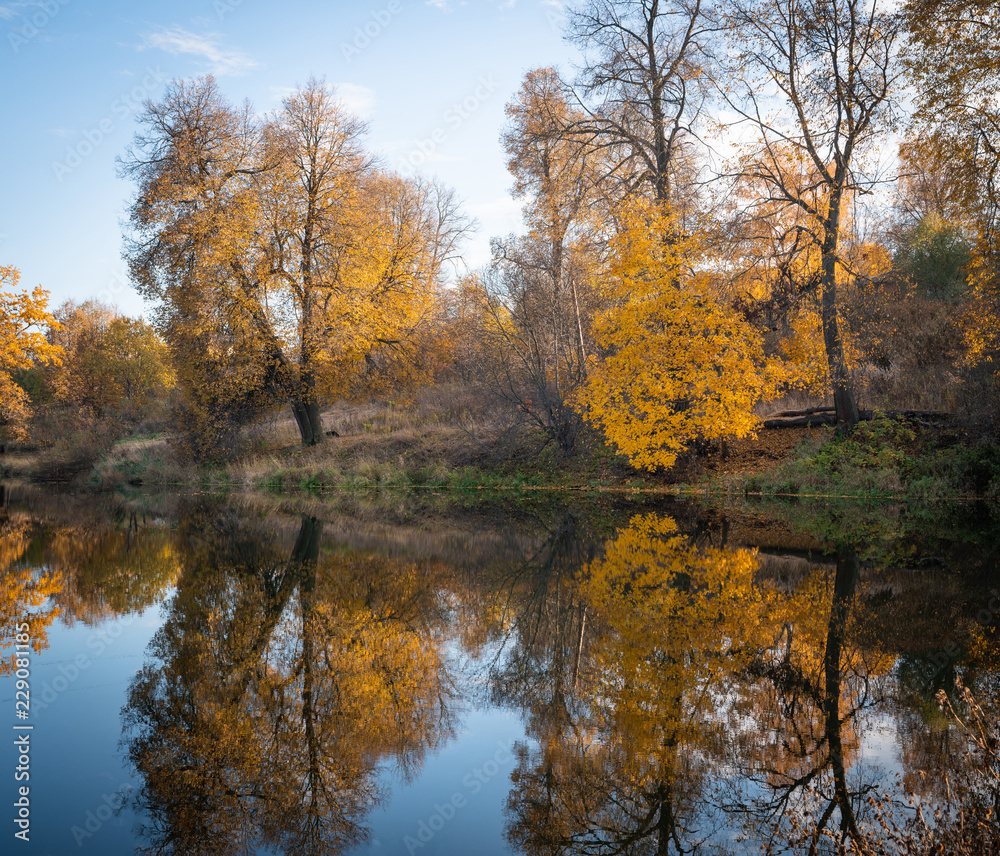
[224,387,496,490]
[87,436,187,487]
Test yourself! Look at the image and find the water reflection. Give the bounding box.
[121,505,457,856]
[114,501,996,855]
[722,546,880,851]
[491,512,999,855]
[0,488,178,673]
[0,508,63,673]
[501,514,769,853]
[5,486,996,853]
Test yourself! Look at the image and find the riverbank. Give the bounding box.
[79,420,815,495]
[5,401,999,504]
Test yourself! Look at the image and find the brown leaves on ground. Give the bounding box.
[668,427,816,482]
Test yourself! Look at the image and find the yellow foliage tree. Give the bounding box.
[0,265,62,440]
[121,77,467,452]
[574,201,778,470]
[49,301,173,416]
[0,515,63,675]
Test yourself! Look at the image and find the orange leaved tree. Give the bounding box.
[120,76,467,453]
[574,201,778,471]
[0,265,62,441]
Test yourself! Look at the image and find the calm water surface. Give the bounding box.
[1,486,998,855]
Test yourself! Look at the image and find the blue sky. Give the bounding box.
[1,0,578,317]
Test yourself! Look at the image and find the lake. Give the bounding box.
[1,484,998,855]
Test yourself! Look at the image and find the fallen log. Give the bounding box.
[762,408,951,429]
[768,406,836,418]
[762,412,841,428]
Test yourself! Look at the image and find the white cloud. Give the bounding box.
[0,1,47,20]
[426,0,451,10]
[333,83,376,118]
[140,27,259,77]
[267,85,297,104]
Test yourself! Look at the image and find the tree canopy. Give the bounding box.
[120,76,469,452]
[0,265,62,440]
[574,200,775,470]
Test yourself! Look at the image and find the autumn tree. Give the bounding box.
[563,0,718,211]
[121,76,467,451]
[890,140,970,235]
[725,0,901,427]
[575,200,775,471]
[893,213,972,301]
[503,68,598,379]
[48,300,116,412]
[454,70,600,454]
[462,248,591,454]
[48,301,173,417]
[721,147,902,400]
[0,265,62,441]
[902,0,1000,231]
[885,144,973,301]
[903,2,1000,409]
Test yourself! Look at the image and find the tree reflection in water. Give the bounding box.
[112,499,999,855]
[0,485,179,673]
[121,505,457,856]
[723,546,883,852]
[491,511,1000,855]
[0,509,63,673]
[498,512,772,854]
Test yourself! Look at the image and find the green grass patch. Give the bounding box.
[722,414,1000,501]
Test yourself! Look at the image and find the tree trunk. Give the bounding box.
[303,399,323,446]
[823,545,864,843]
[570,275,588,380]
[820,195,860,429]
[291,399,324,446]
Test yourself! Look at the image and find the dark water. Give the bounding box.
[1,486,998,855]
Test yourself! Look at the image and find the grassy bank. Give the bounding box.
[59,397,650,494]
[8,399,1000,505]
[711,414,1000,502]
